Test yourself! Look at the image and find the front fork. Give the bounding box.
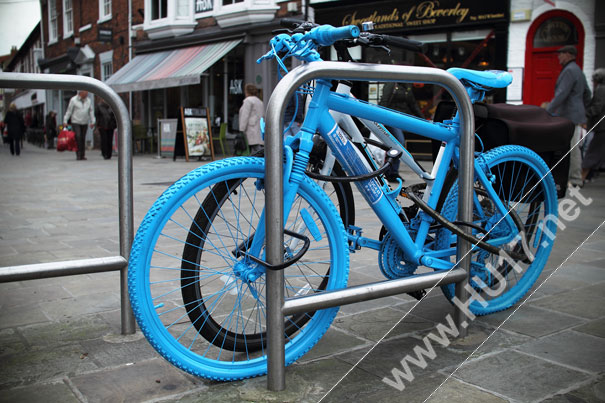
[245,131,315,263]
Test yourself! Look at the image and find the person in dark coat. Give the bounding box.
[94,99,117,159]
[546,45,591,187]
[45,111,58,149]
[3,103,25,156]
[581,68,605,182]
[379,82,423,183]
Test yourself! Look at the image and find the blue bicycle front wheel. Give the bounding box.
[435,145,558,315]
[128,157,349,380]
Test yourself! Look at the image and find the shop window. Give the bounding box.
[63,0,73,38]
[48,0,58,44]
[99,0,112,22]
[144,0,195,39]
[533,17,578,48]
[364,29,497,119]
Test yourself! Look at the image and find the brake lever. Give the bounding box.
[293,21,318,33]
[355,37,390,54]
[272,28,293,35]
[371,44,391,54]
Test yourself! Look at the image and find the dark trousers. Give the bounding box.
[100,128,113,159]
[8,137,21,155]
[73,124,88,159]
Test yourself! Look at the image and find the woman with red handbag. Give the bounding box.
[63,91,95,160]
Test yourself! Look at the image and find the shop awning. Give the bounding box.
[106,39,242,93]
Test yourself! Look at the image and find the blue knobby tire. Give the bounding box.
[128,157,349,380]
[435,145,558,315]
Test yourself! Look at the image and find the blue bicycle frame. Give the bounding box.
[267,77,522,271]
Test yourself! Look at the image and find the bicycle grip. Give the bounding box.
[309,25,360,46]
[382,35,426,53]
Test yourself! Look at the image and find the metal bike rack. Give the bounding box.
[264,62,475,390]
[0,72,136,335]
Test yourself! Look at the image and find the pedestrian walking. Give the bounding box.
[3,103,25,156]
[379,82,423,183]
[94,99,117,160]
[45,110,58,149]
[64,90,95,160]
[283,92,305,137]
[581,68,605,182]
[545,45,591,187]
[238,84,264,154]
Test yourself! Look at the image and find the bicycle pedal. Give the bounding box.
[407,289,426,301]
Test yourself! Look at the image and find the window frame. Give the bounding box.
[151,0,169,21]
[143,0,196,39]
[48,0,58,44]
[63,0,74,38]
[99,50,114,81]
[98,0,112,23]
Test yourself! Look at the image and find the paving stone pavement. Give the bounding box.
[1,144,604,402]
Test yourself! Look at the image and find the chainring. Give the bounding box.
[379,230,418,280]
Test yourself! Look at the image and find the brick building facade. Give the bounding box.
[38,0,144,148]
[106,0,305,156]
[31,0,602,155]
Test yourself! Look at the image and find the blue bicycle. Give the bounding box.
[128,23,558,381]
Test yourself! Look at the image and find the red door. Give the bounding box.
[524,10,584,106]
[529,50,561,106]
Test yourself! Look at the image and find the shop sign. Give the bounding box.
[195,0,213,13]
[98,28,113,43]
[229,79,243,95]
[533,17,577,48]
[319,0,506,31]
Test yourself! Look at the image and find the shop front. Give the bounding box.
[313,0,510,157]
[522,10,586,106]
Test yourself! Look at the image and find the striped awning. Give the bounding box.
[106,39,242,93]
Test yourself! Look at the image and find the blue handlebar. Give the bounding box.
[306,25,360,46]
[257,24,360,64]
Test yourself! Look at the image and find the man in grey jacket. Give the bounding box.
[546,45,591,187]
[64,90,96,160]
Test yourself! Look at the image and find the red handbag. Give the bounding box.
[57,129,78,152]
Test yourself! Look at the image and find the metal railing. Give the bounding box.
[263,62,475,391]
[0,72,135,335]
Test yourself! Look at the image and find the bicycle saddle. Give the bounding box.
[447,68,512,89]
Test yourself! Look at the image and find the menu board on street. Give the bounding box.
[180,107,214,161]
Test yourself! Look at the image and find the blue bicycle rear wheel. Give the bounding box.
[435,145,558,315]
[128,157,349,380]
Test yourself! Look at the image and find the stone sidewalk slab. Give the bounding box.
[2,145,605,401]
[426,379,507,402]
[476,304,585,338]
[69,359,202,403]
[543,375,605,403]
[516,330,605,373]
[0,382,80,403]
[452,350,589,402]
[531,284,605,319]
